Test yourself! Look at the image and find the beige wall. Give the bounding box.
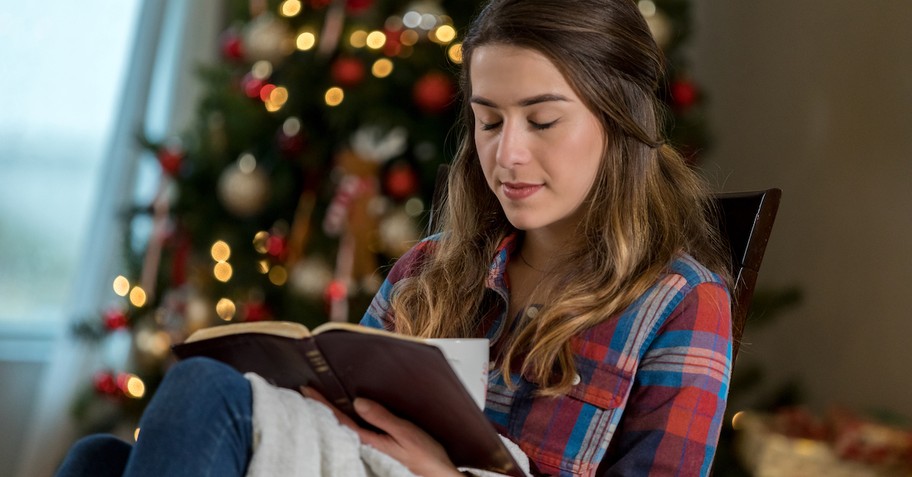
[692,1,912,417]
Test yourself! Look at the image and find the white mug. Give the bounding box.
[425,338,489,409]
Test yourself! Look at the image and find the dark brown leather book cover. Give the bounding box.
[172,321,523,477]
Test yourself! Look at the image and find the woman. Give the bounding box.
[56,0,731,476]
[356,0,732,475]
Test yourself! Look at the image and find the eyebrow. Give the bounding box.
[469,93,570,108]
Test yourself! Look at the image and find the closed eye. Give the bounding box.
[530,119,558,130]
[480,120,502,131]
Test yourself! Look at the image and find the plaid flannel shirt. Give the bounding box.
[360,234,732,476]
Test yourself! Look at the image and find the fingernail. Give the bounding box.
[354,398,370,413]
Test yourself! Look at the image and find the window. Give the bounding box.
[0,0,143,325]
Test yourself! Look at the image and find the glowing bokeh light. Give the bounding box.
[253,231,270,254]
[448,43,463,64]
[251,60,273,80]
[129,287,147,307]
[211,240,231,262]
[113,275,130,296]
[435,25,456,43]
[350,30,368,48]
[400,29,419,46]
[124,375,146,398]
[280,0,302,17]
[269,265,288,286]
[325,87,344,106]
[296,31,316,50]
[372,58,394,78]
[214,262,233,282]
[216,298,236,321]
[365,31,386,49]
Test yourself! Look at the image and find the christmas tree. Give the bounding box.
[71,0,710,436]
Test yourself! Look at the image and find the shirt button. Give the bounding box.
[571,373,581,385]
[525,306,539,318]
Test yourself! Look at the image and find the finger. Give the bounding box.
[300,386,360,429]
[353,398,409,440]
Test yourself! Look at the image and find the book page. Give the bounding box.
[183,320,312,343]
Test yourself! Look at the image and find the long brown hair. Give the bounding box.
[391,0,729,395]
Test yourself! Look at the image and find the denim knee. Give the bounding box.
[55,434,131,477]
[164,357,248,396]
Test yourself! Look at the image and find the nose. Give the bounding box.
[495,121,531,168]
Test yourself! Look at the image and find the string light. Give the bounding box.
[325,87,344,106]
[296,31,316,50]
[210,240,231,262]
[266,86,289,111]
[280,0,302,17]
[402,11,421,29]
[259,84,277,102]
[251,60,273,80]
[350,30,368,48]
[399,29,419,46]
[419,14,437,30]
[216,298,236,321]
[134,427,141,442]
[731,410,745,430]
[129,287,147,307]
[269,265,288,286]
[638,0,657,17]
[365,31,386,49]
[123,374,146,399]
[253,231,270,253]
[448,43,463,64]
[257,260,270,274]
[214,262,233,282]
[238,153,257,173]
[435,25,456,43]
[113,275,130,296]
[283,117,301,136]
[405,197,424,217]
[372,58,394,78]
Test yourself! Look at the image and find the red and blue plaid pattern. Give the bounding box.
[361,235,732,476]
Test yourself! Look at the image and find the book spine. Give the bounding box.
[298,338,355,416]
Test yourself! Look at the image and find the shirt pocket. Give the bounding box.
[566,359,633,409]
[521,362,633,476]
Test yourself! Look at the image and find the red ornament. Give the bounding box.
[266,234,287,258]
[384,162,419,200]
[276,129,307,159]
[412,72,455,115]
[156,144,184,176]
[324,280,348,302]
[242,73,267,99]
[346,0,373,14]
[242,300,271,322]
[220,29,244,60]
[383,28,402,57]
[93,371,119,396]
[103,308,128,331]
[670,79,698,110]
[330,57,366,87]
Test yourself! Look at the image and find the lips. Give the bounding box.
[501,181,543,200]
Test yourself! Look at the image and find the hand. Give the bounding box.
[301,387,462,477]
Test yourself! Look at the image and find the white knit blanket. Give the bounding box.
[244,373,530,477]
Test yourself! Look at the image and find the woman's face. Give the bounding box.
[470,44,604,238]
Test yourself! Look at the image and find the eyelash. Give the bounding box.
[479,119,558,131]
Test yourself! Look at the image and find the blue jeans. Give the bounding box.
[55,357,253,477]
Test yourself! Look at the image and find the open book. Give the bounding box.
[172,321,524,477]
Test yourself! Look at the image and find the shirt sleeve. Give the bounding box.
[359,238,437,331]
[599,282,732,476]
